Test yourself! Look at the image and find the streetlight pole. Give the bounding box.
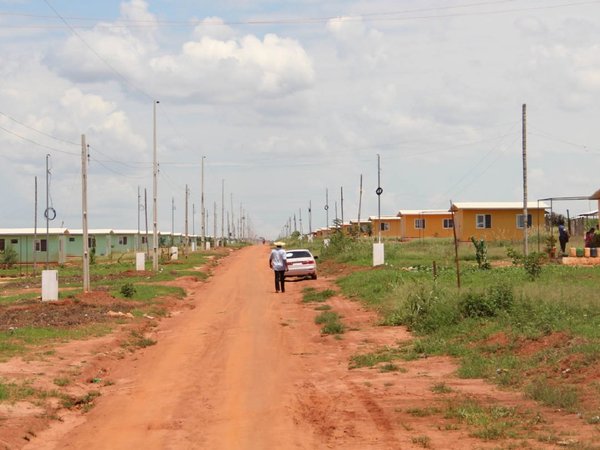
[152,100,159,271]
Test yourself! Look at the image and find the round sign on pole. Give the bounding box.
[44,207,57,221]
[324,205,329,211]
[376,187,383,196]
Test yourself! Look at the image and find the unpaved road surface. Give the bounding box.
[21,245,599,449]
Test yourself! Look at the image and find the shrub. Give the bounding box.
[459,282,514,318]
[399,284,459,333]
[1,247,18,268]
[506,248,544,280]
[470,237,491,270]
[120,283,136,298]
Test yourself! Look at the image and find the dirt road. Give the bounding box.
[24,245,599,449]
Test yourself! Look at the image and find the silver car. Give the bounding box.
[284,249,318,279]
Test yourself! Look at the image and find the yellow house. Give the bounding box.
[450,202,548,242]
[397,210,454,240]
[369,216,402,239]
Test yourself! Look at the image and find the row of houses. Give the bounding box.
[0,228,209,264]
[315,202,550,242]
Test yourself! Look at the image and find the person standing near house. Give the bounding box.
[558,221,569,255]
[269,242,288,293]
[585,227,596,248]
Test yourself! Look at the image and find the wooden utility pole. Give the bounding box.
[33,176,37,275]
[144,189,149,256]
[522,103,529,256]
[137,186,141,251]
[152,100,159,271]
[340,186,344,227]
[201,156,205,243]
[377,154,382,243]
[450,201,461,290]
[325,188,329,229]
[213,201,217,246]
[185,184,189,257]
[357,174,363,235]
[308,201,312,236]
[221,179,225,244]
[171,196,175,246]
[81,134,90,292]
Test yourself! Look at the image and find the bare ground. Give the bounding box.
[0,245,597,449]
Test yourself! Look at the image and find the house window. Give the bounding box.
[69,237,75,242]
[380,222,390,231]
[476,214,492,229]
[141,236,147,244]
[119,236,128,245]
[10,239,18,244]
[88,237,96,248]
[443,218,454,229]
[414,219,426,229]
[0,239,4,251]
[35,239,47,252]
[516,214,532,229]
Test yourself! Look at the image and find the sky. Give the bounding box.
[0,0,599,239]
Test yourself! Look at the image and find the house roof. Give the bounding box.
[590,189,600,200]
[368,216,402,221]
[0,228,68,235]
[451,202,549,211]
[397,209,452,216]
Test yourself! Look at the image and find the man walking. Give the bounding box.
[269,242,288,293]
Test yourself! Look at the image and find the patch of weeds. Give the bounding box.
[431,382,453,394]
[61,391,101,412]
[314,304,332,311]
[525,378,579,411]
[314,310,345,335]
[120,283,136,298]
[123,330,156,350]
[349,346,404,369]
[379,363,401,373]
[53,377,70,387]
[444,398,520,441]
[406,407,441,417]
[0,379,36,402]
[411,435,431,448]
[303,288,336,303]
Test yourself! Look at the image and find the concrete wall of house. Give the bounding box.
[0,234,63,263]
[371,219,402,238]
[401,214,454,239]
[456,209,545,241]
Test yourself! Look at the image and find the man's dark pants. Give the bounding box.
[274,270,285,292]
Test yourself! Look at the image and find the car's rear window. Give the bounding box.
[286,251,312,259]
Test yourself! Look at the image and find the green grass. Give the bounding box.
[307,236,600,418]
[314,311,345,335]
[111,284,185,302]
[525,379,579,411]
[302,287,336,303]
[0,324,112,361]
[349,346,405,369]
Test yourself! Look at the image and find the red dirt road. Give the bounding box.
[22,245,599,449]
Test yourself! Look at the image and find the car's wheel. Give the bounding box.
[311,273,317,280]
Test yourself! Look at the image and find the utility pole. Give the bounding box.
[230,193,235,240]
[192,203,195,236]
[334,201,338,228]
[171,196,175,246]
[325,188,329,229]
[308,201,312,236]
[340,186,344,228]
[299,208,303,236]
[522,103,529,256]
[201,156,205,244]
[377,154,382,244]
[144,188,149,256]
[33,176,37,275]
[185,184,189,257]
[358,174,363,235]
[45,154,50,269]
[81,134,90,292]
[137,186,141,251]
[294,214,297,233]
[213,201,217,247]
[152,100,159,271]
[221,179,225,244]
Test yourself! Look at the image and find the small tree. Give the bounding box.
[470,237,491,270]
[1,247,18,269]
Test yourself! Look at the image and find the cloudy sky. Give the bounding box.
[1,0,599,238]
